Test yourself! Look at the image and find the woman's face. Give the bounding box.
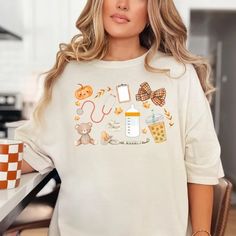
[102,0,148,39]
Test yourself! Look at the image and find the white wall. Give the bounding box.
[174,0,190,29]
[69,0,87,36]
[0,41,26,92]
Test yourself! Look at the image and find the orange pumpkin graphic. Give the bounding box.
[75,84,93,100]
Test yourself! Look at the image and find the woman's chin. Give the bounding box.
[106,31,137,40]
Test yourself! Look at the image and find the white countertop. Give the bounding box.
[0,172,47,221]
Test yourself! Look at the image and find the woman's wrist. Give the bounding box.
[191,229,211,236]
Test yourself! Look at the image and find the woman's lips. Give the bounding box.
[111,14,130,24]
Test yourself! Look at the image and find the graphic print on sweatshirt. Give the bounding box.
[74,82,174,146]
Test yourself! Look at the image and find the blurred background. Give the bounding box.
[0,0,235,235]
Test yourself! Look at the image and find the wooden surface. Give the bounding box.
[225,205,236,236]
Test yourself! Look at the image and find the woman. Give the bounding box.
[17,0,225,235]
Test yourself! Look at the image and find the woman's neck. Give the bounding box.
[103,36,148,61]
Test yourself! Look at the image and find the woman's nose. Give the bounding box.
[116,0,129,11]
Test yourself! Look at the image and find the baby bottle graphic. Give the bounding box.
[145,110,167,143]
[125,104,140,137]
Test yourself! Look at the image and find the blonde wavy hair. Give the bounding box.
[34,0,214,122]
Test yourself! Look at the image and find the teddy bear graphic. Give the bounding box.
[75,122,96,146]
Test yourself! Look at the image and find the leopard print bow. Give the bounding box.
[136,82,166,107]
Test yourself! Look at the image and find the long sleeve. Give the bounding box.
[14,78,63,175]
[14,118,55,175]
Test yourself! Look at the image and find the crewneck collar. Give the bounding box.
[93,50,149,68]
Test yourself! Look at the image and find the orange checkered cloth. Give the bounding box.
[0,143,23,189]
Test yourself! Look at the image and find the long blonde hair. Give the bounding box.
[34,0,213,122]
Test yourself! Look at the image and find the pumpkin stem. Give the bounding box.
[78,83,84,88]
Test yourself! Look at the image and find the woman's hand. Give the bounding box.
[21,159,36,174]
